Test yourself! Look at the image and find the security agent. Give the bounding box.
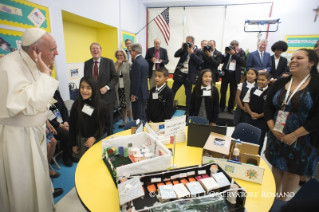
[171,35,203,114]
[201,40,223,84]
[220,40,245,114]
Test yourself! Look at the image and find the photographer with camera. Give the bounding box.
[172,35,203,114]
[201,40,223,84]
[220,40,245,114]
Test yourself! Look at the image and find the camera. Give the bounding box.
[176,63,185,70]
[203,45,213,52]
[183,42,192,50]
[225,46,234,52]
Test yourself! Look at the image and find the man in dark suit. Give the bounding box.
[172,35,203,114]
[201,40,223,83]
[220,40,245,114]
[270,40,289,81]
[129,43,149,122]
[246,39,272,73]
[84,42,118,135]
[145,38,169,89]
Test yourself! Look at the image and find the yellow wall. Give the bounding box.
[97,28,118,61]
[63,21,97,63]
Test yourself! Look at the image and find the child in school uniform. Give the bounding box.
[189,69,219,125]
[233,68,258,126]
[243,72,271,155]
[146,68,174,122]
[69,76,111,160]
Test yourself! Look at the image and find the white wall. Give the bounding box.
[267,0,319,52]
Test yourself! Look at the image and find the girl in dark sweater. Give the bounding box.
[189,69,219,125]
[69,76,110,159]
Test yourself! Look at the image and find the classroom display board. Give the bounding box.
[0,28,22,58]
[283,35,319,61]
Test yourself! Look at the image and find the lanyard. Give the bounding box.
[282,74,310,108]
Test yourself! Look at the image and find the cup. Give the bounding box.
[227,184,239,204]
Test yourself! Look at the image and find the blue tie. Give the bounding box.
[127,50,130,60]
[260,52,264,64]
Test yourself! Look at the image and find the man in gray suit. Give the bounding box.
[129,43,149,122]
[84,42,118,135]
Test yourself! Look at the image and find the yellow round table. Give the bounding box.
[75,128,275,212]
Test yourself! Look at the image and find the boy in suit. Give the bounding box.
[243,72,271,154]
[146,68,174,122]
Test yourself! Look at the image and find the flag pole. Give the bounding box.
[135,7,169,35]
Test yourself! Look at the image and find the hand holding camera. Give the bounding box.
[225,46,235,55]
[204,45,213,57]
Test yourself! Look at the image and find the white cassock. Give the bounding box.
[0,49,59,212]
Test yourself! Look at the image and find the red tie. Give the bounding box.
[93,61,99,80]
[155,49,160,69]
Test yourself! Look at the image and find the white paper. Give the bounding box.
[152,92,158,99]
[48,110,56,121]
[198,170,206,175]
[164,115,186,137]
[151,177,161,183]
[187,171,195,176]
[229,60,236,71]
[118,177,144,205]
[179,173,187,178]
[82,104,94,116]
[253,89,263,96]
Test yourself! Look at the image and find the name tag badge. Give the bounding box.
[273,110,290,133]
[82,104,94,116]
[203,90,210,96]
[48,110,56,121]
[119,78,124,88]
[229,60,236,71]
[53,109,63,123]
[152,92,159,99]
[253,89,263,96]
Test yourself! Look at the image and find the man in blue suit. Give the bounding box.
[246,39,272,73]
[130,43,149,122]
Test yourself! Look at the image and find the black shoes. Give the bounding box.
[50,171,61,178]
[53,188,64,198]
[228,109,234,115]
[219,108,224,113]
[71,156,79,163]
[63,157,73,167]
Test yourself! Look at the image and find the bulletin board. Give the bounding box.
[0,0,51,31]
[122,31,136,49]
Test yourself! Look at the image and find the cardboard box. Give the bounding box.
[202,132,265,184]
[117,163,246,212]
[101,132,172,180]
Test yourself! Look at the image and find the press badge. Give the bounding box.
[82,104,94,116]
[53,109,63,123]
[229,60,236,71]
[253,89,263,96]
[152,92,158,99]
[119,77,124,88]
[203,90,210,96]
[273,110,289,133]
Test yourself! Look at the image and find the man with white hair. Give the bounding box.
[0,28,59,212]
[246,39,272,73]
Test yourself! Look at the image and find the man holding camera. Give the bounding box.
[172,36,203,114]
[220,40,245,114]
[201,40,223,83]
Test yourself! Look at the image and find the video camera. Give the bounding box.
[203,45,213,52]
[183,42,192,50]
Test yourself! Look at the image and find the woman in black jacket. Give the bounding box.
[263,49,319,201]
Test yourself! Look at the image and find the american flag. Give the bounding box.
[154,8,170,45]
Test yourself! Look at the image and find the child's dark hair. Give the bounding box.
[194,69,214,109]
[73,76,106,138]
[258,72,271,80]
[156,67,169,77]
[247,68,258,80]
[280,72,292,78]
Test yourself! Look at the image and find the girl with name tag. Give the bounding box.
[243,72,271,154]
[233,68,258,126]
[264,49,319,201]
[189,69,219,126]
[69,76,110,160]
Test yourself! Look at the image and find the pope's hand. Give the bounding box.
[32,51,51,75]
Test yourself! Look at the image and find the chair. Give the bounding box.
[64,99,74,116]
[231,123,261,145]
[124,121,137,130]
[186,116,209,126]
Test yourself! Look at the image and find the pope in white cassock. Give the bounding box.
[0,28,60,212]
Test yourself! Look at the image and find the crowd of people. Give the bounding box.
[0,27,319,212]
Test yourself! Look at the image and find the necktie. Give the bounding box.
[261,52,264,64]
[259,88,263,91]
[226,55,232,70]
[155,49,160,69]
[127,50,130,61]
[93,60,98,80]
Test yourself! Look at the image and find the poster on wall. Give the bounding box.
[67,63,84,87]
[283,35,319,61]
[0,0,50,31]
[122,31,136,49]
